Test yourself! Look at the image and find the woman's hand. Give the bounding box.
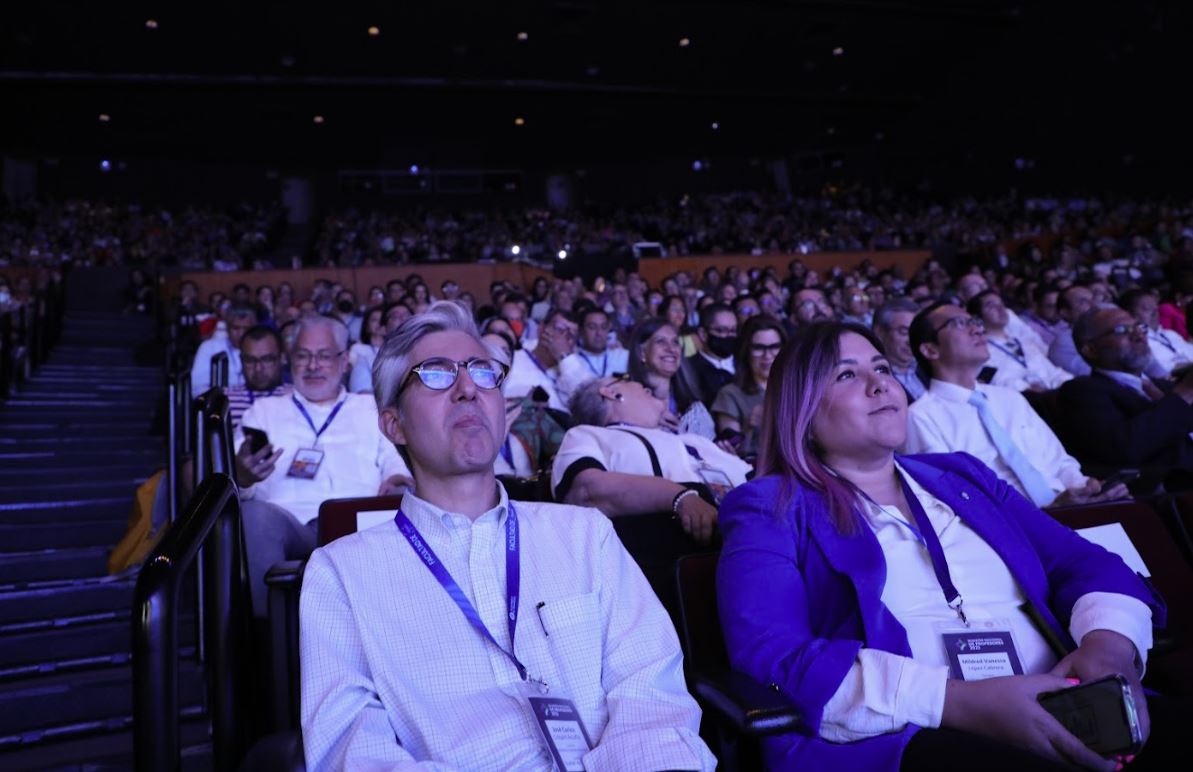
[1050,630,1150,749]
[942,675,1118,771]
[675,494,717,544]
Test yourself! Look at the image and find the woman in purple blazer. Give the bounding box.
[717,321,1165,771]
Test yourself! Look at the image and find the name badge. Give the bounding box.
[939,619,1024,681]
[696,467,734,505]
[527,695,593,772]
[286,448,325,479]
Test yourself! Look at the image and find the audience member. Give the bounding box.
[300,302,715,770]
[1119,288,1193,376]
[873,298,927,401]
[717,321,1161,771]
[190,305,255,394]
[969,290,1072,392]
[503,308,578,412]
[233,315,412,616]
[627,318,715,438]
[556,307,630,407]
[710,316,785,459]
[347,305,385,393]
[687,303,738,407]
[224,325,291,429]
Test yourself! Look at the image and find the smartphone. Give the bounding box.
[1101,469,1141,489]
[716,428,745,447]
[243,427,270,454]
[977,365,997,384]
[1037,675,1143,756]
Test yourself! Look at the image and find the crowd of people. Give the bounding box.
[157,194,1193,771]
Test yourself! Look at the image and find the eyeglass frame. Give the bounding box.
[933,315,985,334]
[396,356,510,398]
[291,349,346,368]
[1094,321,1148,341]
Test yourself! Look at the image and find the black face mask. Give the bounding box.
[337,300,355,314]
[707,334,738,359]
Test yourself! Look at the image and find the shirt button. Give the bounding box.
[960,491,970,500]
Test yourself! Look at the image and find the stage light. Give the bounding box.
[409,164,420,175]
[99,160,111,172]
[692,160,703,171]
[98,113,111,123]
[557,250,568,260]
[710,121,719,130]
[514,117,525,126]
[368,26,380,37]
[145,20,158,30]
[516,31,529,42]
[832,46,844,56]
[511,245,522,255]
[678,37,691,48]
[313,115,325,124]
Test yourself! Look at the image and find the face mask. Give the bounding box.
[707,334,738,359]
[338,300,355,314]
[508,319,525,339]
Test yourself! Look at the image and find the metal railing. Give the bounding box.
[133,473,250,772]
[190,389,235,664]
[210,351,229,390]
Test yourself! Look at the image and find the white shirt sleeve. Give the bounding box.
[551,426,612,496]
[819,649,949,742]
[300,549,462,771]
[1069,592,1154,671]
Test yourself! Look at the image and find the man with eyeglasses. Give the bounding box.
[1054,306,1193,493]
[190,304,256,394]
[299,301,715,771]
[905,302,1125,507]
[556,307,629,407]
[233,315,412,617]
[872,298,927,401]
[503,308,578,412]
[223,325,290,429]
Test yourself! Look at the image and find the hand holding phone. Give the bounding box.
[1037,675,1143,757]
[243,427,270,455]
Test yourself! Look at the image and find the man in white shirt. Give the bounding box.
[234,315,412,616]
[300,301,715,771]
[872,297,927,401]
[967,290,1072,392]
[905,301,1125,507]
[504,308,578,412]
[1120,288,1193,376]
[557,307,629,408]
[956,272,1049,359]
[190,305,255,394]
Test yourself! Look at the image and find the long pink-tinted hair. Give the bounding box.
[755,321,887,535]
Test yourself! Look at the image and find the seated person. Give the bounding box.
[718,320,1164,771]
[1055,306,1193,492]
[968,290,1072,392]
[872,298,928,401]
[190,304,256,393]
[686,303,738,406]
[234,315,412,616]
[1120,288,1193,377]
[300,301,715,771]
[553,375,751,543]
[711,315,786,460]
[347,304,385,393]
[627,317,716,438]
[224,324,291,429]
[556,306,630,407]
[503,308,578,412]
[905,301,1124,507]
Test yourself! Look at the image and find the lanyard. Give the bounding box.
[987,337,1026,367]
[525,350,557,385]
[1150,330,1177,353]
[394,503,528,681]
[499,437,514,468]
[291,395,346,444]
[897,472,968,625]
[579,349,608,377]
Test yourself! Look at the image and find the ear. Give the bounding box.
[378,406,407,446]
[596,382,620,401]
[918,340,942,363]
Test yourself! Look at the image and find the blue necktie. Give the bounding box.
[967,390,1057,506]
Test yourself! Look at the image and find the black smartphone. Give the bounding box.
[1037,675,1143,757]
[977,365,997,384]
[243,427,270,454]
[716,428,745,447]
[1101,469,1141,489]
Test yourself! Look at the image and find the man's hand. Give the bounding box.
[675,494,717,544]
[379,473,415,496]
[234,440,283,488]
[1050,629,1150,749]
[1053,479,1129,507]
[943,674,1118,771]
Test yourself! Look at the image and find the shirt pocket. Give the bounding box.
[536,592,603,692]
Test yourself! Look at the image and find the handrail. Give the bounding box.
[211,351,229,390]
[193,389,234,486]
[133,473,250,772]
[0,310,11,400]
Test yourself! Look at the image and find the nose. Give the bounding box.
[450,366,480,400]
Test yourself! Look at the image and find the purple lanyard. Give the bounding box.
[897,473,968,624]
[525,350,557,385]
[394,503,527,680]
[291,396,346,444]
[580,350,608,377]
[987,337,1026,367]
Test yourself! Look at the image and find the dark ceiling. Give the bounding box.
[0,1,1186,176]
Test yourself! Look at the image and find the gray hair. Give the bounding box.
[226,305,258,324]
[374,300,487,409]
[568,377,613,427]
[292,314,349,353]
[872,297,920,330]
[1071,303,1121,349]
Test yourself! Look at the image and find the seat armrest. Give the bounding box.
[692,670,802,737]
[266,560,307,733]
[266,560,306,590]
[238,729,306,772]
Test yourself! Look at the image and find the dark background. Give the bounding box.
[2,1,1188,205]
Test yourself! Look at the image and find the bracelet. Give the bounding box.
[672,488,699,515]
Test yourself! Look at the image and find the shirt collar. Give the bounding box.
[700,351,734,369]
[1095,368,1147,397]
[293,386,346,408]
[926,378,979,403]
[401,482,510,532]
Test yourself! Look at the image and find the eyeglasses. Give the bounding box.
[397,357,509,396]
[242,354,280,368]
[292,349,345,368]
[749,343,783,356]
[1095,322,1148,340]
[708,326,738,337]
[934,316,984,334]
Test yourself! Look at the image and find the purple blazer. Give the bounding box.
[716,452,1165,772]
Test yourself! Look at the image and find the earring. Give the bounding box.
[615,393,625,401]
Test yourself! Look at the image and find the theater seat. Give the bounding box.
[238,729,305,772]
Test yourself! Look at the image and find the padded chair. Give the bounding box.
[674,552,801,772]
[1046,497,1193,694]
[613,512,717,624]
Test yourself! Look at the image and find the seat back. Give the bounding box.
[675,551,727,675]
[613,513,716,626]
[317,495,406,546]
